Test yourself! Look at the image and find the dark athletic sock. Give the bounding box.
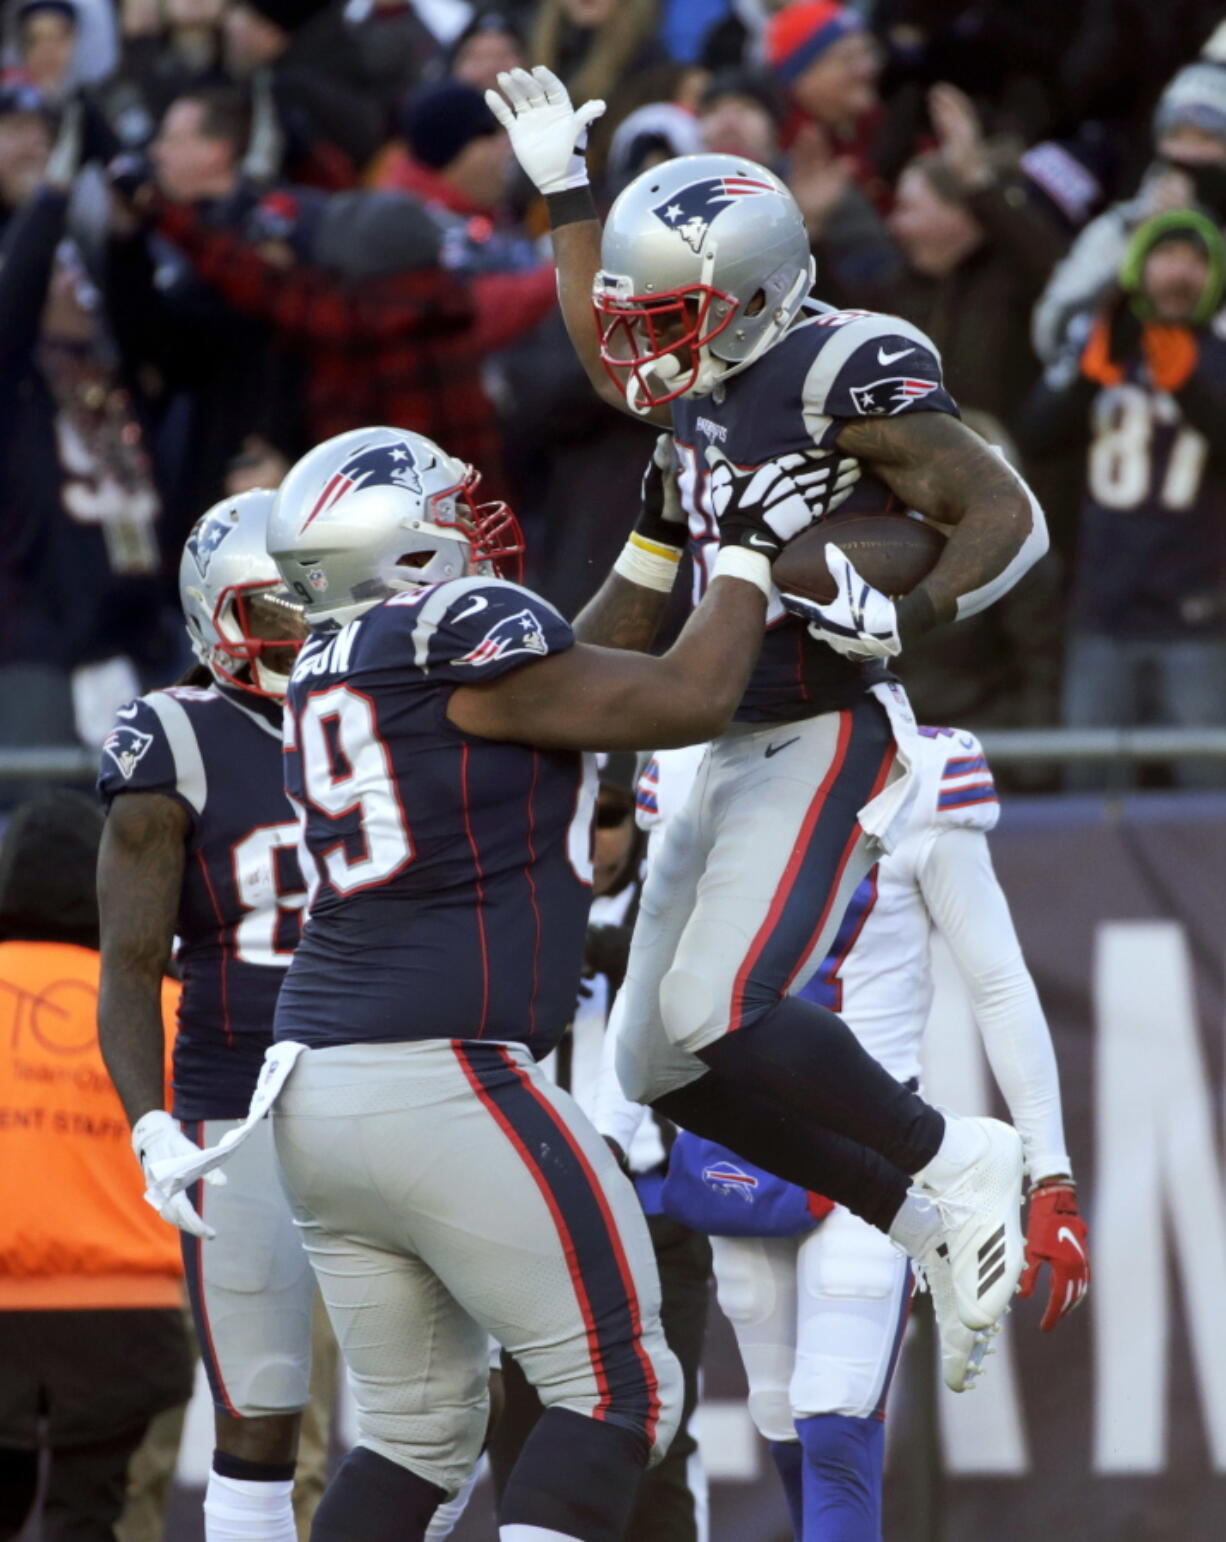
[655,1070,909,1234]
[310,1447,444,1542]
[499,1407,648,1542]
[697,996,944,1175]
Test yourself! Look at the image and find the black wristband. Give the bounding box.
[546,184,598,229]
[895,586,938,645]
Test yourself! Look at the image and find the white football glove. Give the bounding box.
[782,545,902,660]
[485,66,606,195]
[706,448,818,559]
[132,1109,225,1240]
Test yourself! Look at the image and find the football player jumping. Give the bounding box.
[192,421,837,1542]
[638,731,1090,1540]
[488,68,1052,1345]
[98,493,314,1542]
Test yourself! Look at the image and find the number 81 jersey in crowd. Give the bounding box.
[98,684,307,1120]
[276,577,596,1055]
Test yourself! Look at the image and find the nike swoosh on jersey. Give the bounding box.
[764,736,800,759]
[877,345,915,365]
[116,704,139,719]
[1056,1225,1086,1261]
[451,595,489,624]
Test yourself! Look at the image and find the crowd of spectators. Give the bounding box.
[3,0,1226,786]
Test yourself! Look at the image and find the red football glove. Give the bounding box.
[1018,1178,1090,1331]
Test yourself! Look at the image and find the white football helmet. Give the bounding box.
[179,489,305,700]
[594,153,815,412]
[267,427,524,628]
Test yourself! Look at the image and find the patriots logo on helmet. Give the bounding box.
[702,1161,759,1205]
[103,724,154,780]
[300,441,424,532]
[849,377,940,416]
[186,512,236,577]
[653,176,775,254]
[456,608,549,667]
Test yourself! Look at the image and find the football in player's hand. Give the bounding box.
[772,512,946,603]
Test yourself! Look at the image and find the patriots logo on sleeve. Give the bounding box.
[849,377,940,416]
[300,441,424,532]
[653,176,774,254]
[103,724,155,780]
[186,511,235,577]
[456,607,549,667]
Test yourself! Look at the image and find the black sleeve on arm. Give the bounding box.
[1171,337,1226,447]
[1014,359,1097,460]
[0,188,69,374]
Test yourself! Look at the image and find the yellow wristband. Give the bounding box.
[613,534,683,593]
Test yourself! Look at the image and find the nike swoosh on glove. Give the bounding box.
[781,545,902,659]
[1018,1179,1090,1332]
[485,66,605,195]
[132,1109,226,1240]
[705,447,816,559]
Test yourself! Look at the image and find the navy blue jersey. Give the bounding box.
[98,686,307,1119]
[1071,356,1226,637]
[672,305,959,722]
[277,577,596,1055]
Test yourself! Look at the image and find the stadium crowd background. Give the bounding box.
[3,0,1226,787]
[2,4,1226,1542]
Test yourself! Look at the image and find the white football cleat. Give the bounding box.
[917,1117,1024,1332]
[914,1238,995,1392]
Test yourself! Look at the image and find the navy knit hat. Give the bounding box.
[402,82,499,171]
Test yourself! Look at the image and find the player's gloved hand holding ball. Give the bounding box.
[781,548,903,660]
[485,66,605,196]
[132,1109,226,1240]
[1018,1176,1091,1331]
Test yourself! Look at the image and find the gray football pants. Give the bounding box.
[616,701,898,1105]
[272,1039,682,1498]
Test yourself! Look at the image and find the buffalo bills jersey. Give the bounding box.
[276,577,596,1055]
[98,686,307,1119]
[671,305,959,722]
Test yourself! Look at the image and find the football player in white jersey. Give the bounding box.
[618,734,1090,1540]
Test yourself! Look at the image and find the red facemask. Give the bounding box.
[428,466,526,584]
[593,280,737,408]
[210,582,305,699]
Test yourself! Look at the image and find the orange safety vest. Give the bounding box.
[0,940,184,1310]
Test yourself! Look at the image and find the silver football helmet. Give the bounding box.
[179,489,306,700]
[594,153,815,412]
[267,426,524,628]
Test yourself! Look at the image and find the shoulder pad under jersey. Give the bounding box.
[800,310,959,435]
[97,687,216,822]
[362,577,574,683]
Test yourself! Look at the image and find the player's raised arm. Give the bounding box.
[449,456,814,750]
[486,66,668,423]
[837,412,1048,641]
